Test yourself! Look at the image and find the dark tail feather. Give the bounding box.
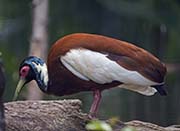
[152,84,168,96]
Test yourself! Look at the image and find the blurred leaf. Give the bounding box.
[121,126,136,131]
[86,120,112,131]
[108,117,120,126]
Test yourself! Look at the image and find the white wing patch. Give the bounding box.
[61,58,89,81]
[118,84,157,96]
[32,62,49,86]
[60,48,159,86]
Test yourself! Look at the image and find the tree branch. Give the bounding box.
[4,100,180,131]
[5,100,88,131]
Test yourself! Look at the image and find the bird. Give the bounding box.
[14,33,167,118]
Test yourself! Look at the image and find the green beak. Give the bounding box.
[13,77,26,101]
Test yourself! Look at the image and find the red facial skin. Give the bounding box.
[20,66,30,78]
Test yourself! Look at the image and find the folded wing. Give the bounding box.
[60,48,160,86]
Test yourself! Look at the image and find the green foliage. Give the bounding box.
[108,117,120,126]
[86,120,112,131]
[86,119,137,131]
[121,126,136,131]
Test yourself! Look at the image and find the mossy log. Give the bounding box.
[4,100,180,131]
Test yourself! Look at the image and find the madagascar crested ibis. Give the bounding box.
[14,33,167,117]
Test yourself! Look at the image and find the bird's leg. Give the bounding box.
[89,90,102,118]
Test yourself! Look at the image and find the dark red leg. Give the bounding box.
[89,90,102,118]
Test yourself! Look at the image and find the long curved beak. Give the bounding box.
[13,77,26,101]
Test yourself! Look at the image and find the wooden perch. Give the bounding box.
[4,100,180,131]
[125,121,180,131]
[5,100,88,131]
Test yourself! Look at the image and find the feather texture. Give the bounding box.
[48,33,166,84]
[60,48,159,86]
[118,84,157,96]
[47,33,166,96]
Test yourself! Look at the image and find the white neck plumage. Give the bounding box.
[32,62,49,92]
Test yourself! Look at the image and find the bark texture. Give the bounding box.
[5,100,87,131]
[4,100,180,131]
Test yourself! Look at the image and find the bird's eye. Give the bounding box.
[22,69,26,73]
[20,66,30,77]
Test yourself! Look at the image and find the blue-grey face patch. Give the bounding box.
[21,56,45,73]
[20,56,48,92]
[23,56,45,66]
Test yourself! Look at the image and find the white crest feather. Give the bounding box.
[32,62,49,86]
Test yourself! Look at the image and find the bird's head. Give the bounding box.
[13,56,48,100]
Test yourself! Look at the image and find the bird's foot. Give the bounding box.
[88,112,98,120]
